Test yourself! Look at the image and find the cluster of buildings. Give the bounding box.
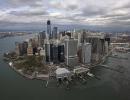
[0,32,29,39]
[15,20,111,80]
[15,36,44,57]
[110,33,130,53]
[15,22,111,64]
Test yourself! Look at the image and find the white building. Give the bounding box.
[111,43,129,48]
[55,68,71,79]
[40,48,45,56]
[73,67,89,74]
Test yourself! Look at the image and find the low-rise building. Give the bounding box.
[55,68,71,79]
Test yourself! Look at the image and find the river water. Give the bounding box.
[0,34,130,100]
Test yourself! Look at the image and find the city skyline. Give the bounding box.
[0,0,130,32]
[0,1,130,99]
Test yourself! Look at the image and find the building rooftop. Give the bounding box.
[56,68,70,75]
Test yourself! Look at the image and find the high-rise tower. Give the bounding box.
[52,27,58,39]
[47,20,51,39]
[65,39,78,67]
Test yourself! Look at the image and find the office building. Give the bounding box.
[45,42,65,64]
[39,31,46,46]
[50,43,53,61]
[15,42,23,56]
[47,20,51,39]
[84,32,110,62]
[77,43,82,63]
[58,44,65,62]
[15,42,28,56]
[45,43,51,62]
[65,39,78,67]
[52,27,58,39]
[22,41,28,55]
[52,44,59,64]
[82,43,92,64]
[27,40,33,56]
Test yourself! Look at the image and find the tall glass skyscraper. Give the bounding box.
[52,27,58,39]
[47,20,51,39]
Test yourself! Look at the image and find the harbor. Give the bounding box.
[5,39,130,89]
[0,33,130,100]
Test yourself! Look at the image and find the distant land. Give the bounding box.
[0,24,130,33]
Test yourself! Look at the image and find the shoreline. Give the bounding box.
[8,62,49,81]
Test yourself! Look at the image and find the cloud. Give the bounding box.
[8,0,43,8]
[9,8,48,16]
[0,0,130,31]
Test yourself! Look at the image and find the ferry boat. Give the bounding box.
[9,62,13,67]
[87,72,94,77]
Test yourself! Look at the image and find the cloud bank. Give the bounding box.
[0,0,130,32]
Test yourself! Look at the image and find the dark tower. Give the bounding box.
[47,20,51,39]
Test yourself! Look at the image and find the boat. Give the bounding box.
[9,62,13,67]
[87,72,94,77]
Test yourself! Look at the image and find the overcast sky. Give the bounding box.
[0,0,130,32]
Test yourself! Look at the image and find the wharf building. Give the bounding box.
[55,67,71,80]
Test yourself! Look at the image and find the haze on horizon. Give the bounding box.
[0,0,130,32]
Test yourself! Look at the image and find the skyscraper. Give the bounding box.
[65,39,78,67]
[47,20,51,39]
[39,31,46,46]
[82,43,92,64]
[27,39,33,56]
[15,42,22,56]
[45,43,50,62]
[52,44,59,64]
[15,42,28,56]
[52,27,58,39]
[58,44,65,62]
[22,41,28,55]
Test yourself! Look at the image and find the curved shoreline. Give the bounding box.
[8,62,49,81]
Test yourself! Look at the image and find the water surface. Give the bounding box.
[0,35,130,100]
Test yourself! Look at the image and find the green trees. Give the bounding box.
[14,56,48,75]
